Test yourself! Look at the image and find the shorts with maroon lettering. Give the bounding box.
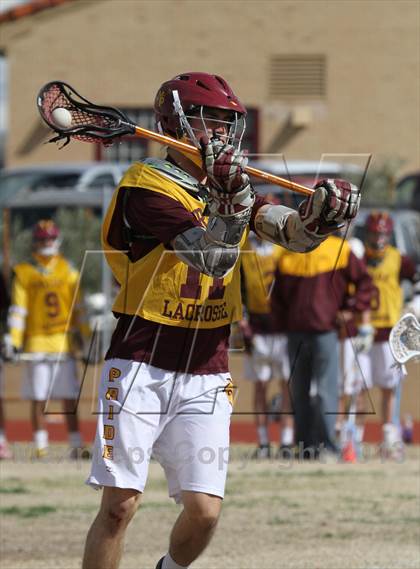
[87,358,233,502]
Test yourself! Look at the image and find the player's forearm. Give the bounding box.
[254,204,324,252]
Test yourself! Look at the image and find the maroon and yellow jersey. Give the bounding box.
[272,236,374,333]
[367,245,403,330]
[241,237,282,316]
[102,162,248,330]
[102,160,270,373]
[9,254,88,353]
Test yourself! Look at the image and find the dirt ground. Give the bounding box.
[0,444,419,569]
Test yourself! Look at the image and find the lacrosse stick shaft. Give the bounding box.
[134,126,313,197]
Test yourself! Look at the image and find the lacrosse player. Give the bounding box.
[240,234,293,458]
[335,237,374,452]
[271,234,373,458]
[5,220,89,458]
[82,72,360,569]
[357,212,417,452]
[0,271,12,459]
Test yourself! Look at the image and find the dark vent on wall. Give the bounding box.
[269,55,326,99]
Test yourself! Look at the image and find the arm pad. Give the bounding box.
[172,208,251,278]
[254,204,326,252]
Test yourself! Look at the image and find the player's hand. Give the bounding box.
[200,136,254,216]
[2,334,21,362]
[354,324,375,354]
[299,179,360,237]
[238,319,254,354]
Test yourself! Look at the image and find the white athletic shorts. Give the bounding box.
[244,333,290,382]
[338,339,367,396]
[87,359,233,503]
[357,342,404,390]
[21,357,79,401]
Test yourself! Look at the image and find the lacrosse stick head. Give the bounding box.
[37,81,136,146]
[389,313,420,364]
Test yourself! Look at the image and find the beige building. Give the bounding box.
[0,0,419,175]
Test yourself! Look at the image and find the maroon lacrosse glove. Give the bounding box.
[200,136,254,216]
[299,178,360,237]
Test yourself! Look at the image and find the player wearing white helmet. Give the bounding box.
[82,72,361,569]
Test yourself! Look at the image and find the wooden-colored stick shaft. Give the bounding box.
[134,126,313,196]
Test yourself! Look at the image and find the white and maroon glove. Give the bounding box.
[299,178,360,238]
[200,136,255,217]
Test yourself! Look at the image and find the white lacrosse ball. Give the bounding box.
[51,107,72,129]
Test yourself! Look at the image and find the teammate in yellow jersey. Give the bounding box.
[240,234,294,458]
[81,72,361,569]
[0,272,12,459]
[5,220,90,458]
[356,212,417,453]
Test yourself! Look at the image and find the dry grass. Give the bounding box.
[0,444,419,569]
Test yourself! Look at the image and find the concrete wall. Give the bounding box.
[1,0,419,173]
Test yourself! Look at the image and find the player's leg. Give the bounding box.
[0,397,12,459]
[62,398,84,451]
[382,387,394,425]
[279,380,294,446]
[51,358,84,451]
[22,361,50,456]
[31,399,48,456]
[243,334,272,457]
[82,486,141,569]
[154,372,232,567]
[370,342,403,452]
[287,332,313,452]
[274,335,294,451]
[254,380,271,456]
[85,359,169,567]
[0,362,12,459]
[312,330,339,453]
[161,491,222,567]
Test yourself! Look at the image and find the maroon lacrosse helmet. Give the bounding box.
[365,211,393,258]
[366,211,394,234]
[32,219,60,241]
[154,72,247,142]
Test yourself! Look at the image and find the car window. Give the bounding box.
[30,173,81,191]
[399,217,420,264]
[394,177,418,208]
[86,174,116,189]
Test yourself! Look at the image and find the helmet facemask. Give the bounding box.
[171,90,246,151]
[365,230,391,259]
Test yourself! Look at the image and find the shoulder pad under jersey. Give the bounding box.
[141,158,207,200]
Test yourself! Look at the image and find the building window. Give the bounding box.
[269,55,327,99]
[96,107,259,161]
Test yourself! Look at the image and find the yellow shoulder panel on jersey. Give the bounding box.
[278,235,350,278]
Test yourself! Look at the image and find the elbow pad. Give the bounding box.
[173,226,239,278]
[172,208,251,278]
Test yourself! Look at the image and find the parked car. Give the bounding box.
[0,161,131,207]
[394,171,420,211]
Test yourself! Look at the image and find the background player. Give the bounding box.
[271,232,373,457]
[81,72,360,569]
[0,271,12,459]
[357,212,417,453]
[5,220,90,458]
[241,233,293,458]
